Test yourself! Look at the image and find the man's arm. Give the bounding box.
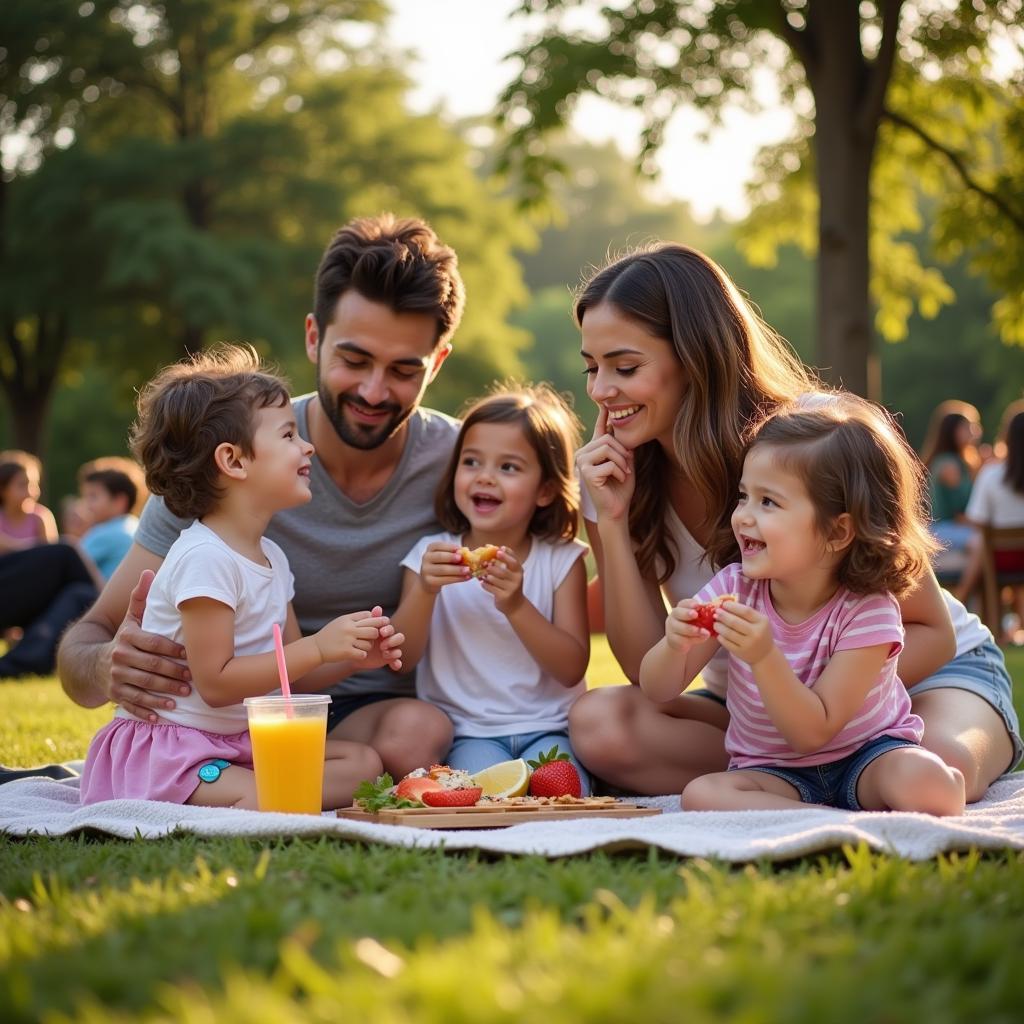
[57,543,191,718]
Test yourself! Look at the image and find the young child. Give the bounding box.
[392,384,590,784]
[0,450,58,551]
[77,457,147,580]
[81,345,388,809]
[640,393,966,815]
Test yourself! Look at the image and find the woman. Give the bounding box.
[569,244,1020,801]
[921,401,982,577]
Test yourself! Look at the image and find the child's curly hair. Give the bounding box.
[436,383,582,543]
[130,344,290,520]
[707,391,940,597]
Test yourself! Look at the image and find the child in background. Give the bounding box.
[393,384,590,784]
[0,451,57,551]
[77,457,148,581]
[81,345,389,809]
[641,393,966,815]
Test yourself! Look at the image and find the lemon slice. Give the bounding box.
[471,758,530,799]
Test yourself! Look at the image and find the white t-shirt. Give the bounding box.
[116,521,294,734]
[401,532,588,736]
[581,488,728,696]
[966,461,1024,529]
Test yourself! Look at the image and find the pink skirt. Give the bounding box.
[80,717,254,805]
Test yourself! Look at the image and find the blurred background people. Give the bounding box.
[0,451,58,551]
[76,457,147,581]
[921,400,983,578]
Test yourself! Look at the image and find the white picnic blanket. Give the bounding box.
[2,773,1023,861]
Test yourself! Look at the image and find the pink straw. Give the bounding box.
[272,622,294,713]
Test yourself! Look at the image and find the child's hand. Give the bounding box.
[665,599,717,652]
[481,547,524,615]
[356,607,405,673]
[314,608,389,664]
[713,601,774,665]
[420,541,470,594]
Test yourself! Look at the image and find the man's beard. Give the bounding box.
[317,383,413,451]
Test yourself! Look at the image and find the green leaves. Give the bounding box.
[352,774,419,813]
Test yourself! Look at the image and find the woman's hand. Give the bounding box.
[419,541,470,594]
[575,406,635,522]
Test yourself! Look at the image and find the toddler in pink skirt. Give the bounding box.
[81,345,389,809]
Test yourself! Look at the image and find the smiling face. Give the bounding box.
[731,444,829,586]
[453,420,553,542]
[580,301,686,450]
[246,402,316,512]
[307,290,449,451]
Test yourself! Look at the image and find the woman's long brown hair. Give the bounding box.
[575,243,816,583]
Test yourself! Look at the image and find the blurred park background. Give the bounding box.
[2,0,1023,507]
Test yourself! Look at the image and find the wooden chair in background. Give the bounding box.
[979,525,1024,637]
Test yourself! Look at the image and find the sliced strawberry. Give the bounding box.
[395,777,445,802]
[421,786,483,807]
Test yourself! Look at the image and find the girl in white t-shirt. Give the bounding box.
[641,395,965,814]
[393,385,590,784]
[81,346,389,809]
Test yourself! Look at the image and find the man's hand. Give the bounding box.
[713,601,775,666]
[108,570,192,721]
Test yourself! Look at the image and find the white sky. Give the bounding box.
[385,0,795,222]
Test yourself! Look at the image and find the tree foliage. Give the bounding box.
[0,0,533,485]
[497,0,1024,396]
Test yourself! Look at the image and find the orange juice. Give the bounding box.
[245,695,330,814]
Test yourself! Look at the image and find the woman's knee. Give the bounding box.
[375,700,453,765]
[569,687,639,763]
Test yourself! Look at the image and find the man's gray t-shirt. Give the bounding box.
[134,394,459,699]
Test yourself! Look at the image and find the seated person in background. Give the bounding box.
[954,401,1024,639]
[921,401,982,577]
[0,451,58,552]
[78,457,148,581]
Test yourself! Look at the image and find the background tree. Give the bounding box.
[1,0,533,493]
[498,0,1024,397]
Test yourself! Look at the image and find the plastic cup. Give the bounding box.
[244,694,330,814]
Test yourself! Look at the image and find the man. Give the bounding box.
[58,213,465,778]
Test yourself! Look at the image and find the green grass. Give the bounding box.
[1,641,1023,1022]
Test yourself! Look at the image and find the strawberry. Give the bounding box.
[691,593,739,633]
[527,746,582,798]
[421,786,483,807]
[395,777,444,802]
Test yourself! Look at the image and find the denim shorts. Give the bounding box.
[687,687,727,707]
[907,637,1023,773]
[738,735,918,810]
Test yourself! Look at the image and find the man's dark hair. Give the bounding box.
[313,213,465,348]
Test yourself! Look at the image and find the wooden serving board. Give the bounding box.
[336,802,661,829]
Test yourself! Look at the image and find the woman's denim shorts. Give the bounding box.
[739,735,917,810]
[907,637,1023,774]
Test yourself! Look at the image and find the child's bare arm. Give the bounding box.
[179,598,387,707]
[715,602,891,753]
[391,544,468,669]
[497,554,590,687]
[639,599,719,702]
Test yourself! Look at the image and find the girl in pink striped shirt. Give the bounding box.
[640,394,967,815]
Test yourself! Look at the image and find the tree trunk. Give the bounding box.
[0,312,65,458]
[801,3,883,399]
[813,109,877,398]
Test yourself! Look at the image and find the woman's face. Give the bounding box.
[955,417,981,450]
[580,301,686,451]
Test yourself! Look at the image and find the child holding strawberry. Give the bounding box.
[392,384,590,792]
[640,394,967,814]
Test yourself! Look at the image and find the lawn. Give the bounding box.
[1,642,1023,1022]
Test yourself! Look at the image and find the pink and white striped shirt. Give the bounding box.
[694,564,923,769]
